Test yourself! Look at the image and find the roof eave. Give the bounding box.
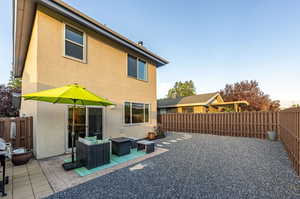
[211,101,250,106]
[13,0,38,78]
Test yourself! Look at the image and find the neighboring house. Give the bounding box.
[13,0,168,159]
[158,92,249,114]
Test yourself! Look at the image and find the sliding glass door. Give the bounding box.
[67,107,103,150]
[67,107,86,149]
[88,107,102,139]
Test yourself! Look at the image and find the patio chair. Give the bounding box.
[76,138,111,170]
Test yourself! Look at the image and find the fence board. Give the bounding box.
[280,108,300,176]
[160,112,279,139]
[0,117,33,150]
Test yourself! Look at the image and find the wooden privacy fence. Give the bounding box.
[0,117,33,150]
[280,108,300,176]
[160,112,280,139]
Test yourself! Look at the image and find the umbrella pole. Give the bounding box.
[71,104,75,163]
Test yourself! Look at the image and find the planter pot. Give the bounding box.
[148,132,156,140]
[267,131,277,141]
[12,151,33,166]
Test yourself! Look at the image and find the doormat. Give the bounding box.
[65,149,147,177]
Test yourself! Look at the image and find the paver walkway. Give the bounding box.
[3,159,53,199]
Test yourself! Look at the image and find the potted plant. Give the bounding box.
[148,132,156,140]
[11,148,33,166]
[267,131,277,141]
[154,125,166,139]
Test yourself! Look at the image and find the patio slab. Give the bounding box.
[2,159,54,199]
[45,132,300,199]
[39,147,168,192]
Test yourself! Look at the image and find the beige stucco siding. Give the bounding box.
[21,6,157,159]
[20,14,38,157]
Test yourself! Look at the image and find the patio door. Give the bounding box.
[87,107,103,139]
[67,107,103,150]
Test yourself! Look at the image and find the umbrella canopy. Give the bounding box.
[22,83,114,168]
[22,84,114,106]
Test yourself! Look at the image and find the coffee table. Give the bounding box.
[110,137,131,156]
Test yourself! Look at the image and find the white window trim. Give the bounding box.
[63,23,87,63]
[123,102,151,126]
[127,54,148,82]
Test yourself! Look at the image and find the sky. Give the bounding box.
[1,0,300,107]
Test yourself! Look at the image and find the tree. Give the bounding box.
[292,104,300,108]
[0,71,21,117]
[167,80,196,98]
[220,80,280,111]
[8,71,21,91]
[0,84,19,117]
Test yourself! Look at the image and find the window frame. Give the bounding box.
[127,54,148,82]
[123,102,150,125]
[63,23,87,63]
[182,106,194,113]
[137,59,148,81]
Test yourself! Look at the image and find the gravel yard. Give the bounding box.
[46,133,300,199]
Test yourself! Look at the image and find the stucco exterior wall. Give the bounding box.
[20,14,38,157]
[21,6,158,159]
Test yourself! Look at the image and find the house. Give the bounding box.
[13,0,168,159]
[157,92,249,114]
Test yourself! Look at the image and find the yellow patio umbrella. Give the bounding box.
[22,83,114,169]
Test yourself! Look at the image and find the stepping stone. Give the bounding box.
[162,142,170,145]
[182,135,192,139]
[170,140,177,143]
[156,144,163,147]
[129,163,147,171]
[176,138,183,141]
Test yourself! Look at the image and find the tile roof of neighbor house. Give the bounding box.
[12,0,169,77]
[157,92,219,108]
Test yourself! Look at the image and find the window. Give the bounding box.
[124,102,150,124]
[182,106,194,113]
[159,108,167,115]
[64,25,85,61]
[124,102,131,124]
[138,60,147,81]
[166,108,177,114]
[132,103,144,123]
[127,55,147,81]
[145,104,149,122]
[127,55,137,78]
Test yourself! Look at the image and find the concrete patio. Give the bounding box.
[3,159,53,199]
[39,147,167,192]
[1,147,167,199]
